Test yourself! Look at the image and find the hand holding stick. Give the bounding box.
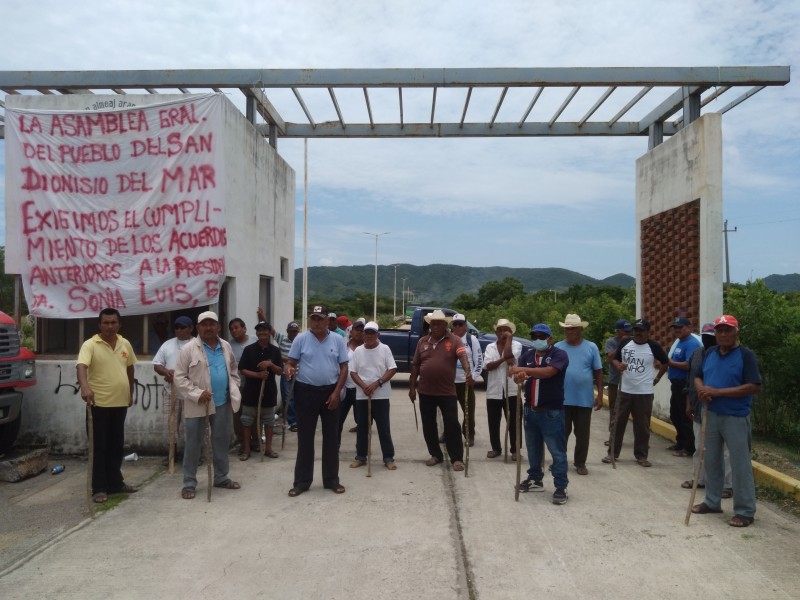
[86,404,95,518]
[168,383,177,474]
[514,382,523,501]
[205,402,212,503]
[367,394,373,478]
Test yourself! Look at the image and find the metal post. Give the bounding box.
[401,278,407,319]
[364,231,389,322]
[723,219,737,291]
[302,138,308,330]
[393,265,397,319]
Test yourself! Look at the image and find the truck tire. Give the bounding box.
[0,409,21,455]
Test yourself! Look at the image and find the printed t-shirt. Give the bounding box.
[518,346,568,410]
[413,333,465,396]
[614,338,669,395]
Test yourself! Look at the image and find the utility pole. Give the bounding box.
[723,219,737,291]
[401,277,408,320]
[392,265,398,319]
[364,231,390,322]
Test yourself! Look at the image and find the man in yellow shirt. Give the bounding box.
[77,308,137,504]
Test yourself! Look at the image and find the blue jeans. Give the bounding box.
[280,375,296,426]
[703,410,756,518]
[355,398,395,463]
[523,406,569,491]
[183,401,233,489]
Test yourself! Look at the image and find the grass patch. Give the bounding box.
[755,485,800,519]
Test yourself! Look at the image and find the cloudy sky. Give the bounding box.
[3,0,798,284]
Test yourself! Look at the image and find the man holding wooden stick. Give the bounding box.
[77,307,137,505]
[174,311,242,500]
[152,315,195,472]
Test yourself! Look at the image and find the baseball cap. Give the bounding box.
[632,318,650,331]
[530,323,552,337]
[328,312,338,319]
[309,305,328,318]
[337,315,351,328]
[672,317,691,328]
[615,319,632,332]
[174,315,193,328]
[701,323,716,336]
[254,321,271,331]
[351,319,366,330]
[197,311,218,323]
[364,321,380,332]
[714,314,739,329]
[452,313,466,323]
[287,321,300,331]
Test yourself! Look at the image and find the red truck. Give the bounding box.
[0,311,37,455]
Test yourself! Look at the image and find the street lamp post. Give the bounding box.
[364,231,390,322]
[392,265,398,319]
[401,277,408,320]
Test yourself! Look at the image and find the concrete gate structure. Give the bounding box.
[0,67,790,449]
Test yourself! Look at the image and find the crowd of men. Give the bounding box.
[77,304,761,527]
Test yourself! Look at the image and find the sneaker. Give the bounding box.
[552,488,568,505]
[519,478,544,493]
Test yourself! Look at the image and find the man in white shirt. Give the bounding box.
[482,318,522,459]
[451,313,483,446]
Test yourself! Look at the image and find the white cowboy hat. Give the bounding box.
[493,318,517,334]
[559,313,589,328]
[424,309,453,324]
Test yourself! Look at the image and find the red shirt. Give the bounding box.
[412,332,466,396]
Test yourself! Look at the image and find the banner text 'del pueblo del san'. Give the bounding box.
[6,93,226,318]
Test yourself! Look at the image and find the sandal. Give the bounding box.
[181,487,196,500]
[263,449,279,459]
[681,480,705,489]
[691,502,723,514]
[452,461,465,472]
[487,450,501,459]
[288,487,306,497]
[92,492,108,503]
[327,484,346,494]
[238,452,250,461]
[425,456,443,466]
[729,514,753,528]
[637,459,652,467]
[384,462,397,470]
[213,480,241,490]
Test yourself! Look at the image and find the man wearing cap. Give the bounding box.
[605,319,668,467]
[338,318,365,446]
[153,316,195,463]
[482,318,523,459]
[408,309,473,471]
[77,307,138,504]
[350,321,399,470]
[284,305,349,496]
[451,313,484,447]
[682,323,732,495]
[692,315,761,528]
[605,319,632,440]
[328,313,346,337]
[278,321,300,431]
[555,314,603,476]
[509,324,570,504]
[237,321,283,460]
[666,317,702,457]
[174,311,242,499]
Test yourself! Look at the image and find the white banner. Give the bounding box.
[5,93,227,318]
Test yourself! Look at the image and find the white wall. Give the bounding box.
[635,114,723,417]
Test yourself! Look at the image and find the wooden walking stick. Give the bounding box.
[503,380,510,464]
[366,394,373,478]
[464,384,472,477]
[86,404,95,517]
[412,399,419,432]
[204,402,212,502]
[257,379,265,462]
[168,382,177,474]
[514,382,523,501]
[685,405,709,526]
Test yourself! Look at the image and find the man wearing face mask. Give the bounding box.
[509,324,570,505]
[604,319,668,467]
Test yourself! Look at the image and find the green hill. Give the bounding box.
[295,264,635,304]
[763,273,800,293]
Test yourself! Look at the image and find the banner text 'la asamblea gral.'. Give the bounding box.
[5,93,227,318]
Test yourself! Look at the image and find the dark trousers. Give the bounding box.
[564,405,593,468]
[419,393,463,463]
[607,383,618,432]
[455,382,476,441]
[609,392,653,460]
[669,379,695,453]
[337,387,357,448]
[486,396,517,452]
[88,405,127,494]
[293,382,340,490]
[355,398,395,463]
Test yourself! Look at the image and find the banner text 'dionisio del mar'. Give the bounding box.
[5,93,226,318]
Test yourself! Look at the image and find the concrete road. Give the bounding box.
[1,375,798,599]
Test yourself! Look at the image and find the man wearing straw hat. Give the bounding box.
[555,313,603,476]
[482,318,523,460]
[408,309,473,472]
